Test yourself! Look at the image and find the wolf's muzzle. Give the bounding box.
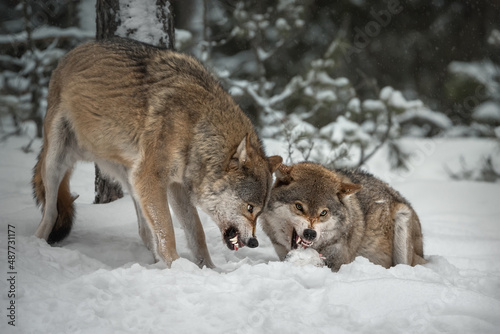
[303,229,317,241]
[292,228,315,249]
[247,237,259,248]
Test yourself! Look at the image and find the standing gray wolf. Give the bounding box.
[32,38,282,268]
[260,162,426,271]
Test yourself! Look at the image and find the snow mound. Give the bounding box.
[285,248,325,267]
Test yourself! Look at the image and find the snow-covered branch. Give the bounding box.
[0,27,94,46]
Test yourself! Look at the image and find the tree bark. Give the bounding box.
[93,0,123,204]
[156,0,175,49]
[93,0,175,204]
[96,0,121,40]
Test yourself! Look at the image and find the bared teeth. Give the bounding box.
[230,236,238,244]
[300,240,313,248]
[296,237,302,244]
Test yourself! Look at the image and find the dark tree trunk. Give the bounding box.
[155,0,176,49]
[96,0,121,40]
[93,0,175,204]
[93,0,123,204]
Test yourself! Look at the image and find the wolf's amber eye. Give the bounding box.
[247,204,254,213]
[295,203,303,211]
[320,210,328,216]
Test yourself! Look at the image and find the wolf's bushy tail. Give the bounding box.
[32,147,75,244]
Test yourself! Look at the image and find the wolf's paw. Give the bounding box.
[198,257,216,269]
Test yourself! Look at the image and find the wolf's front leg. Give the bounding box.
[320,243,353,272]
[168,183,215,269]
[131,198,156,255]
[272,243,290,261]
[132,174,180,267]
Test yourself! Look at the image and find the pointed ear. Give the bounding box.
[338,182,362,198]
[268,155,283,173]
[235,135,249,165]
[274,164,293,187]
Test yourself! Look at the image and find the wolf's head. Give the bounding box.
[197,136,282,251]
[261,162,361,253]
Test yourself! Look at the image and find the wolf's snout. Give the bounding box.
[247,237,259,248]
[303,229,317,241]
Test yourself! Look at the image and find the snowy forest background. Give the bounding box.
[1,1,500,332]
[1,0,499,178]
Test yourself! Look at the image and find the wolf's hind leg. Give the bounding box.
[35,119,77,242]
[410,221,427,266]
[168,183,215,269]
[392,203,426,266]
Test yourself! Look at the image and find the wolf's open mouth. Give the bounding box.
[224,227,244,251]
[291,229,313,250]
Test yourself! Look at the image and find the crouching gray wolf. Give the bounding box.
[32,38,282,268]
[260,162,426,271]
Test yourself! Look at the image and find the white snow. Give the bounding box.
[362,99,386,113]
[448,61,500,97]
[78,0,97,33]
[320,116,371,144]
[379,86,394,101]
[473,101,500,123]
[175,29,193,51]
[0,27,94,44]
[397,107,453,130]
[488,29,500,46]
[117,0,171,46]
[380,87,453,130]
[316,72,349,88]
[275,18,290,31]
[347,97,361,113]
[1,125,499,333]
[313,89,337,102]
[285,248,325,267]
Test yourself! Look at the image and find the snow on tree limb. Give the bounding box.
[0,27,94,46]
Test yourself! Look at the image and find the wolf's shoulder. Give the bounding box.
[335,168,411,204]
[334,168,380,185]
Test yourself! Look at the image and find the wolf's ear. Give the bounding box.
[274,164,293,187]
[338,182,362,198]
[268,156,283,173]
[229,135,250,170]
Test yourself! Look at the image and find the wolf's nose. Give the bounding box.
[247,237,259,248]
[303,229,317,241]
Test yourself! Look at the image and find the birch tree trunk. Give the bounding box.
[94,0,175,204]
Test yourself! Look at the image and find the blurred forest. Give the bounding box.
[1,0,499,177]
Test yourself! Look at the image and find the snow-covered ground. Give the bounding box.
[1,126,499,333]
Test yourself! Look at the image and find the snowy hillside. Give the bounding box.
[1,127,499,333]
